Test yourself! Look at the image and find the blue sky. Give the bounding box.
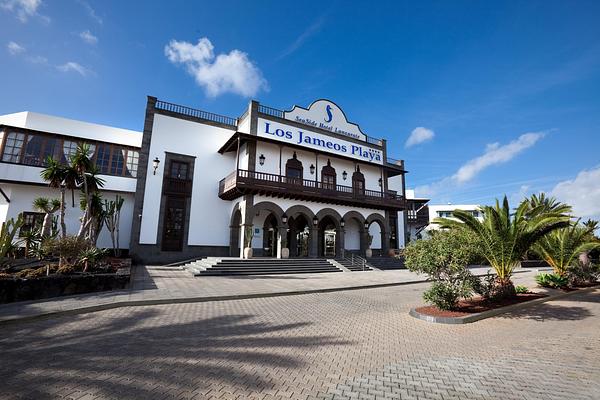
[2,0,599,219]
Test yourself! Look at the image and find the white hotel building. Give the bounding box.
[1,97,412,265]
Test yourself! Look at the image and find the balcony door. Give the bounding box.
[321,159,336,191]
[352,167,365,197]
[162,196,186,251]
[285,152,303,186]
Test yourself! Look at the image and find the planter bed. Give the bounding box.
[410,285,599,324]
[0,267,130,304]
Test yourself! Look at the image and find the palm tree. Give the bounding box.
[524,193,572,217]
[70,144,105,240]
[435,196,570,297]
[33,197,61,237]
[20,228,40,258]
[534,220,600,277]
[40,157,78,238]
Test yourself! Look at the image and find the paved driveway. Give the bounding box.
[1,280,598,400]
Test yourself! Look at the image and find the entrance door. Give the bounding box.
[297,226,310,257]
[324,228,336,257]
[265,228,276,257]
[162,196,186,251]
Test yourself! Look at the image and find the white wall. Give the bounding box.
[1,183,134,249]
[0,163,137,193]
[345,218,361,250]
[0,112,141,147]
[138,113,236,246]
[254,141,384,190]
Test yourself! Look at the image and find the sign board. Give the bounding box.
[284,100,367,141]
[257,118,383,165]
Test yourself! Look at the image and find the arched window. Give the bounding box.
[321,159,336,190]
[352,165,365,196]
[285,152,303,185]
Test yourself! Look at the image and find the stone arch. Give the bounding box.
[366,213,388,256]
[285,204,315,221]
[315,208,343,257]
[342,211,366,254]
[248,201,285,227]
[229,203,243,257]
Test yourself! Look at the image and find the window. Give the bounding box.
[125,150,139,177]
[285,152,303,184]
[321,159,336,190]
[61,140,79,163]
[41,137,58,164]
[170,161,189,180]
[110,148,125,175]
[2,132,25,162]
[95,143,111,174]
[19,212,44,237]
[352,167,365,196]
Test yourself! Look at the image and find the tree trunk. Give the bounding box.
[60,187,67,238]
[42,213,52,237]
[78,176,90,240]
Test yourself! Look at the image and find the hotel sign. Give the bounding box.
[284,99,367,141]
[257,118,383,165]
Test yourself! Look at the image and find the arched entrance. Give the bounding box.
[366,213,388,257]
[318,216,338,257]
[287,215,311,257]
[343,211,366,255]
[262,213,279,257]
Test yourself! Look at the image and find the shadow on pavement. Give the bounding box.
[0,306,351,399]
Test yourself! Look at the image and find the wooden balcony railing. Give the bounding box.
[163,177,193,196]
[219,169,405,210]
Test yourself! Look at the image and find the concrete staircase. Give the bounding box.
[183,258,343,276]
[365,256,406,270]
[335,255,373,272]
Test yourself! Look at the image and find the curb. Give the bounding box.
[409,285,599,324]
[0,268,538,326]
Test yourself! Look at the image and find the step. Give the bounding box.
[199,269,341,276]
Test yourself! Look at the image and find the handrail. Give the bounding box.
[155,100,237,127]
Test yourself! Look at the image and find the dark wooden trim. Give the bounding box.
[0,186,10,203]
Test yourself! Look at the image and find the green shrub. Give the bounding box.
[536,272,569,288]
[423,281,464,311]
[515,285,529,294]
[40,236,90,266]
[405,229,483,310]
[567,260,599,286]
[472,272,496,299]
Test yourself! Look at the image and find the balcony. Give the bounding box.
[163,177,193,196]
[218,169,406,210]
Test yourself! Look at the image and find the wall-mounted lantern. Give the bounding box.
[364,221,370,230]
[310,164,315,175]
[312,216,319,226]
[340,218,345,228]
[281,214,288,224]
[378,177,383,187]
[152,157,160,175]
[342,171,348,180]
[259,154,265,166]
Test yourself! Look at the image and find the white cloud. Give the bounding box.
[415,131,545,198]
[1,0,45,22]
[551,166,600,220]
[7,41,25,55]
[165,37,268,98]
[79,30,98,45]
[278,15,326,60]
[452,132,545,183]
[57,61,92,77]
[27,54,47,64]
[77,0,102,24]
[405,127,435,148]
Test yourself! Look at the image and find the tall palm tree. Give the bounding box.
[33,197,61,237]
[524,193,572,217]
[40,157,78,237]
[534,220,600,277]
[435,196,570,297]
[70,144,104,240]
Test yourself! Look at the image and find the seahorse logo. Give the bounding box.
[324,104,333,123]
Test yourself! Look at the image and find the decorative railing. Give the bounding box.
[163,177,193,195]
[257,105,284,118]
[155,100,237,127]
[219,169,405,208]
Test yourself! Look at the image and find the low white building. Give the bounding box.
[0,111,141,250]
[1,97,413,264]
[425,204,483,233]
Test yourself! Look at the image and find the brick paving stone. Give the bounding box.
[0,281,598,400]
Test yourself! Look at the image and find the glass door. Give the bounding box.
[324,229,336,257]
